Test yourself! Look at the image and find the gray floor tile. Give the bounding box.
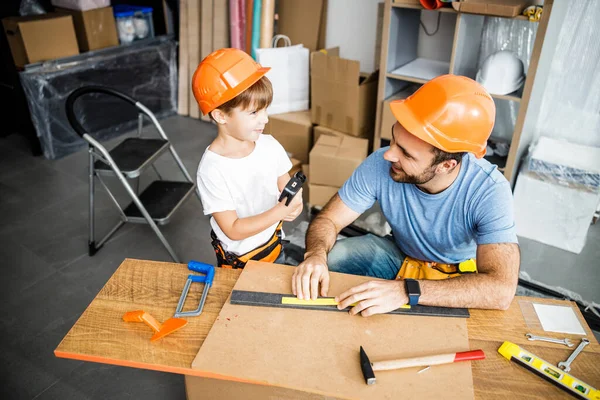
[35,364,185,400]
[0,234,58,305]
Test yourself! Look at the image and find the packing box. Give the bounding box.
[313,125,348,145]
[452,0,528,18]
[2,14,79,68]
[309,135,368,187]
[309,184,339,208]
[311,49,378,138]
[289,157,302,177]
[276,0,326,52]
[264,110,313,164]
[56,6,118,52]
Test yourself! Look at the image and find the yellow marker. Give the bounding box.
[281,297,411,309]
[498,341,599,400]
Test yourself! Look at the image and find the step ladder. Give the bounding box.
[66,86,200,263]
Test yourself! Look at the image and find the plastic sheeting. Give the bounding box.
[478,17,537,142]
[514,137,600,254]
[20,37,177,160]
[533,0,600,148]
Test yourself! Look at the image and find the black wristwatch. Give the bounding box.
[405,279,421,306]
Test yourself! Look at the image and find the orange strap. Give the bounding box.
[396,256,478,280]
[212,222,283,269]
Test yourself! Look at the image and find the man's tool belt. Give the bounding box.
[396,256,478,280]
[211,222,283,269]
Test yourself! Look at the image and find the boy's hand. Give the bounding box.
[282,189,303,221]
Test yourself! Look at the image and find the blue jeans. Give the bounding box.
[327,234,406,280]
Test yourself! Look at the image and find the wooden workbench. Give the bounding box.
[55,259,600,399]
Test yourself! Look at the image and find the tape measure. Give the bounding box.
[498,341,599,399]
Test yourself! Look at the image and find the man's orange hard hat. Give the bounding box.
[390,74,496,158]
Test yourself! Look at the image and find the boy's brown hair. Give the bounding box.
[210,76,273,120]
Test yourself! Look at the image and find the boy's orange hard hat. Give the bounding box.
[389,74,495,159]
[192,48,270,115]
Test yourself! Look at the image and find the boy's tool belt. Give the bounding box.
[396,256,477,280]
[211,222,283,269]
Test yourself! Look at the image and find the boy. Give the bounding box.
[192,48,303,269]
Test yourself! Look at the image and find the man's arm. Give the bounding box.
[419,243,520,309]
[336,242,520,316]
[292,194,361,300]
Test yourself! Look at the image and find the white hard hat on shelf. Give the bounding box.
[476,50,525,96]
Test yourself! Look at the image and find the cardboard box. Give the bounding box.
[311,50,378,138]
[289,157,302,177]
[313,125,349,145]
[277,0,327,52]
[380,86,419,140]
[309,135,368,187]
[264,111,313,164]
[309,183,339,208]
[2,14,79,68]
[56,7,118,52]
[302,164,310,203]
[452,0,528,18]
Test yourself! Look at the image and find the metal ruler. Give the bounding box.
[230,290,470,318]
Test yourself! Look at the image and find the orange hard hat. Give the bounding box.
[192,48,270,115]
[390,74,495,158]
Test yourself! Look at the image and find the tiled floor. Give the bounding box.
[1,115,598,399]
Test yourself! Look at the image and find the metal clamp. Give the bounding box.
[174,261,215,318]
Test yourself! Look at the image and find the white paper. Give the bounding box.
[533,303,586,335]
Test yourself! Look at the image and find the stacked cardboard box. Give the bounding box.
[310,49,378,140]
[264,111,313,164]
[2,14,80,68]
[309,135,368,207]
[55,6,119,52]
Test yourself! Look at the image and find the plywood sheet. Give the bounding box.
[192,262,475,399]
[54,259,241,374]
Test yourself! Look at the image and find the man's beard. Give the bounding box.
[389,163,436,184]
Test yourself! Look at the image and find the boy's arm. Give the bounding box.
[278,172,303,222]
[212,173,303,241]
[213,202,290,241]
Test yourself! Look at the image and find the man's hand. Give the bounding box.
[335,280,409,317]
[292,253,330,300]
[283,189,303,222]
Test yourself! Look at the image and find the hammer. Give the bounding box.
[359,346,485,385]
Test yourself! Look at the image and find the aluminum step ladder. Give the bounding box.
[66,86,200,263]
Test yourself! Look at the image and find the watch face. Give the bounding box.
[406,279,421,295]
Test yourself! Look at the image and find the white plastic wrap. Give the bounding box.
[514,137,600,254]
[19,37,177,160]
[533,0,600,148]
[50,0,110,11]
[478,17,537,142]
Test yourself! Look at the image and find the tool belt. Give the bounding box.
[211,222,283,269]
[396,256,477,280]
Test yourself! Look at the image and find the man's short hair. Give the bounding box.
[431,147,466,167]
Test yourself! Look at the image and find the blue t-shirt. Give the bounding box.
[339,149,518,264]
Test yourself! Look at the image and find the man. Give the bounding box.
[292,75,519,316]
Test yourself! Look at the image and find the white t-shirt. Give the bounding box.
[196,134,292,255]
